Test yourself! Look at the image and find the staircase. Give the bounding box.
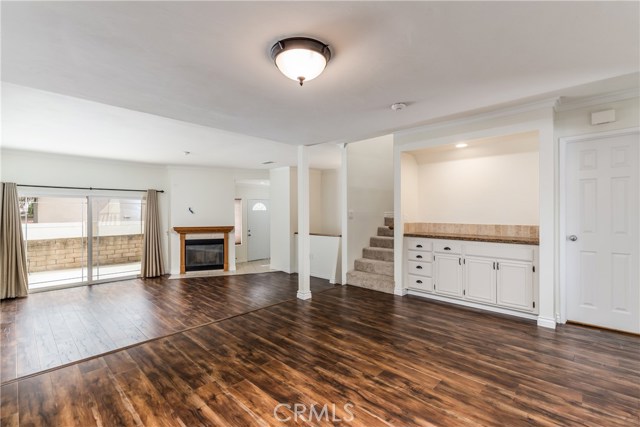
[346,216,395,294]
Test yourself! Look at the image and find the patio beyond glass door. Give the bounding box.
[91,197,144,281]
[20,193,145,290]
[20,196,90,289]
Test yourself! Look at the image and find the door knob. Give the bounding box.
[568,235,578,241]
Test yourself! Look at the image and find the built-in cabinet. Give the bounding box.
[435,254,463,297]
[464,256,496,304]
[405,237,538,317]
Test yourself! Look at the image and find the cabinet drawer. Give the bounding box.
[465,244,534,262]
[408,250,430,262]
[407,260,432,277]
[407,275,433,292]
[405,238,432,252]
[433,241,462,254]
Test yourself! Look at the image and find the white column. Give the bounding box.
[339,143,348,285]
[537,108,557,329]
[297,145,312,300]
[393,142,406,295]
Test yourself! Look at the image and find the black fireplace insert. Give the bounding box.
[185,238,224,271]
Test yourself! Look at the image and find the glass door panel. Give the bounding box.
[19,196,89,289]
[91,197,144,281]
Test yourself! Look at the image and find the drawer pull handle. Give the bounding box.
[444,246,451,251]
[416,244,423,248]
[416,255,423,259]
[416,280,422,284]
[416,265,423,269]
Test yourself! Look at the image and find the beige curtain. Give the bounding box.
[1,182,29,299]
[141,189,164,278]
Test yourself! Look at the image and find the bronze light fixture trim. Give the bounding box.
[270,37,332,86]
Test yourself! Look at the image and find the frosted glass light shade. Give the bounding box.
[270,37,331,86]
[275,49,327,84]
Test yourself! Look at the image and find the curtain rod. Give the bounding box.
[17,184,164,193]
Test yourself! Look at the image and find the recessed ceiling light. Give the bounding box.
[390,103,407,111]
[455,143,468,148]
[262,160,275,165]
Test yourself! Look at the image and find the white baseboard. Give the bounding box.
[407,289,538,321]
[394,287,408,296]
[537,316,557,329]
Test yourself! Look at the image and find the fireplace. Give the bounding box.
[173,226,234,274]
[185,239,224,272]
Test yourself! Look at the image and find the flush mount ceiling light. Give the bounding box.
[270,37,331,86]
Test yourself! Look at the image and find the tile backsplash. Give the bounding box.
[404,222,539,239]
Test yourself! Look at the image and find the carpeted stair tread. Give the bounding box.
[370,236,394,249]
[346,270,394,294]
[354,258,394,277]
[363,247,394,262]
[377,226,394,237]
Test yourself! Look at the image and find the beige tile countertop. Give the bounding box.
[404,232,539,245]
[403,223,539,245]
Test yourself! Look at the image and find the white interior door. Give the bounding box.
[565,129,639,333]
[247,199,270,261]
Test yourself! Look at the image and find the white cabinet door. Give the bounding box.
[496,260,534,312]
[435,254,463,297]
[464,256,496,304]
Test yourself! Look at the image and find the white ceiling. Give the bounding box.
[1,83,342,169]
[411,131,539,164]
[1,1,639,164]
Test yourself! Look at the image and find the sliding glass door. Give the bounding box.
[19,193,145,290]
[91,197,144,281]
[19,196,89,289]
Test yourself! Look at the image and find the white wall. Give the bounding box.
[411,136,539,225]
[300,168,341,236]
[309,169,322,234]
[320,169,341,235]
[167,166,267,274]
[555,97,640,138]
[269,167,293,273]
[1,149,170,271]
[394,105,555,327]
[234,183,270,263]
[270,164,340,276]
[346,135,394,273]
[401,152,419,223]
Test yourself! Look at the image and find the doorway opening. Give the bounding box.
[247,199,270,261]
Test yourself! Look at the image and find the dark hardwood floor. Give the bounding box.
[0,272,334,383]
[1,280,638,426]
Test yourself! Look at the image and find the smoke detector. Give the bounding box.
[390,103,407,111]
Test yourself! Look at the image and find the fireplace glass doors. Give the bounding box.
[184,239,224,271]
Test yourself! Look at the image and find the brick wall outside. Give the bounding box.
[26,234,143,273]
